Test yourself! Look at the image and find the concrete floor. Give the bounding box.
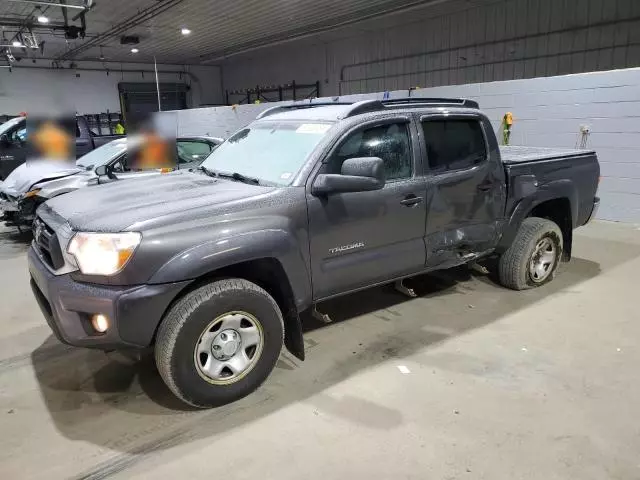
[0,221,639,480]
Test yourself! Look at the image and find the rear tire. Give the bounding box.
[155,278,284,408]
[498,217,563,290]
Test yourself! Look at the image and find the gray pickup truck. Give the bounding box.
[28,98,600,408]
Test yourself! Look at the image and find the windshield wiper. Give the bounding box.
[216,171,261,185]
[199,166,262,185]
[199,165,218,178]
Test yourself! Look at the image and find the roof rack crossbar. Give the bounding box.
[255,97,479,120]
[384,97,478,108]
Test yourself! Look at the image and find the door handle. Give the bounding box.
[477,182,493,192]
[400,194,423,207]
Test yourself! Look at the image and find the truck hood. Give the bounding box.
[0,161,82,197]
[44,171,275,231]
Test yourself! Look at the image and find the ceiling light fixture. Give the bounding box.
[12,40,23,47]
[131,48,139,53]
[181,27,191,35]
[37,16,49,24]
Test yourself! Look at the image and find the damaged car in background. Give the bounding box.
[0,135,222,229]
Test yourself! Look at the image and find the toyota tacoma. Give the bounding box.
[27,98,600,408]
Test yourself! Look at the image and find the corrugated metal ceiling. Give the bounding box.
[0,0,451,64]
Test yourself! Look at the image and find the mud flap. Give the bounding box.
[284,307,305,361]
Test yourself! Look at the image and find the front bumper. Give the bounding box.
[0,197,35,227]
[0,198,19,212]
[28,246,189,350]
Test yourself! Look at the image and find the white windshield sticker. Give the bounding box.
[280,172,292,180]
[296,123,331,134]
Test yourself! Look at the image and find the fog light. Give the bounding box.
[91,314,109,333]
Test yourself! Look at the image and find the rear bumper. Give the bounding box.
[28,246,189,350]
[585,196,600,224]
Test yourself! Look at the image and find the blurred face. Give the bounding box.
[132,132,173,169]
[31,120,73,161]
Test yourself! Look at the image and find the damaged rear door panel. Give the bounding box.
[418,114,506,269]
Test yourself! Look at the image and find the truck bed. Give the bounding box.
[500,145,596,164]
[501,145,600,229]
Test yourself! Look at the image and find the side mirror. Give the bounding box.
[95,164,117,180]
[312,157,385,195]
[0,134,10,147]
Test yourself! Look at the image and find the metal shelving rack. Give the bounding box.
[225,80,320,105]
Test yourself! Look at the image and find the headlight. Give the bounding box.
[67,232,141,275]
[23,189,41,199]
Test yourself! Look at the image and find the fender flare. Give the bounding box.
[498,179,577,251]
[150,228,312,306]
[148,228,311,361]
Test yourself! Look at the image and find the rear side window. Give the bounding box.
[421,119,486,172]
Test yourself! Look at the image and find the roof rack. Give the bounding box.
[342,97,479,118]
[255,97,479,120]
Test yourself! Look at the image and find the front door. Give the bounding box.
[419,116,505,268]
[0,122,27,180]
[307,119,427,300]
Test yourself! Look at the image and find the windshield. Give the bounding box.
[0,117,25,136]
[76,139,127,169]
[200,122,332,186]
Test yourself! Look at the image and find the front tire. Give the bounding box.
[498,217,563,290]
[155,278,284,408]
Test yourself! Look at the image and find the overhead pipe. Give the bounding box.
[2,62,198,79]
[1,63,198,87]
[6,0,86,9]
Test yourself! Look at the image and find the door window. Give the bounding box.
[111,154,130,172]
[421,119,486,173]
[327,122,412,181]
[9,126,27,145]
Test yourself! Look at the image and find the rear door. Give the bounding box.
[418,114,505,268]
[307,117,427,300]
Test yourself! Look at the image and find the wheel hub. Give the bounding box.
[211,329,241,360]
[194,311,264,385]
[529,237,557,283]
